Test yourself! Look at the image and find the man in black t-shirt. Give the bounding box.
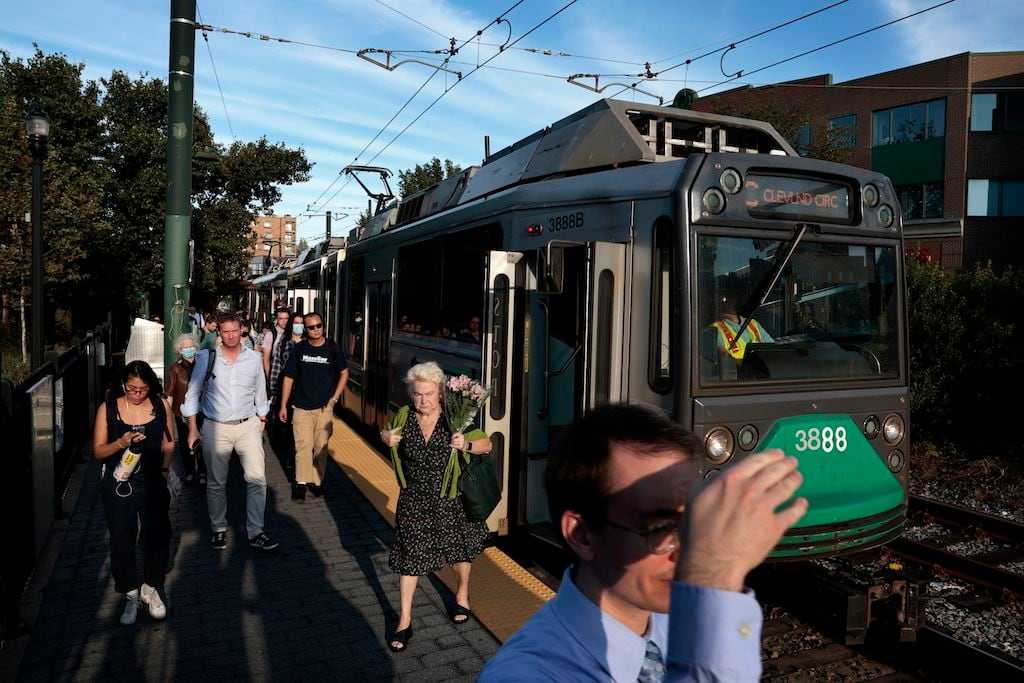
[278,312,349,500]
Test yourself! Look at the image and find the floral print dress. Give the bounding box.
[388,413,488,576]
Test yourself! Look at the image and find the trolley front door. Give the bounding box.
[364,281,392,431]
[483,251,521,535]
[587,243,627,408]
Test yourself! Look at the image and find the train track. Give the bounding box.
[890,494,1024,594]
[885,494,1024,676]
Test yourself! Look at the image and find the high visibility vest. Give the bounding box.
[712,319,764,361]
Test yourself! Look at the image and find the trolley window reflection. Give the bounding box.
[698,235,899,384]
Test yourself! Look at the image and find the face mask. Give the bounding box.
[182,347,196,360]
[292,323,305,335]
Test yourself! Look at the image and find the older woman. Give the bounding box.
[166,334,205,485]
[381,361,491,652]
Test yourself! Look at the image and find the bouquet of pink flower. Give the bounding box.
[444,374,491,433]
[440,374,492,499]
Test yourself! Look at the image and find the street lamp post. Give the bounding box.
[26,107,49,370]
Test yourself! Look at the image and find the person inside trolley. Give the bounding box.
[708,280,774,366]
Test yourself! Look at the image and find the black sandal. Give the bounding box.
[389,626,413,652]
[450,604,472,624]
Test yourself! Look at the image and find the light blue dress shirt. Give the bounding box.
[180,347,270,421]
[479,568,762,682]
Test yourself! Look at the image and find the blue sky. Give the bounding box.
[3,0,1022,242]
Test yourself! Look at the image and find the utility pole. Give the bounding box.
[26,109,49,370]
[163,0,196,378]
[325,210,332,241]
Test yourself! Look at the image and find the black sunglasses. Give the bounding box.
[306,323,323,330]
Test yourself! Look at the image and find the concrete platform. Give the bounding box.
[16,423,508,681]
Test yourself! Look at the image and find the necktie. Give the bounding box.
[638,640,665,683]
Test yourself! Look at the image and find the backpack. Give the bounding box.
[198,348,217,406]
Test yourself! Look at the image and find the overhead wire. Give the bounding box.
[309,0,533,215]
[373,0,643,66]
[196,3,237,140]
[695,0,958,93]
[316,0,583,211]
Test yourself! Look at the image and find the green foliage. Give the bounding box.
[0,47,311,325]
[906,255,1024,454]
[397,157,462,198]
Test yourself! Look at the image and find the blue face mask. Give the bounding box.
[181,347,196,360]
[292,323,305,335]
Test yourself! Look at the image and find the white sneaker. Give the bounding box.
[120,590,139,625]
[140,583,166,620]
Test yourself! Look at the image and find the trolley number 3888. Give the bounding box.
[794,427,848,453]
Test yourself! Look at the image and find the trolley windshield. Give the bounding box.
[697,235,900,385]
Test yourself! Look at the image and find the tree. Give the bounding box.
[397,157,461,197]
[0,48,311,335]
[695,101,851,164]
[296,238,309,254]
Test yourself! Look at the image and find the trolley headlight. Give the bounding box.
[882,414,905,445]
[877,204,894,228]
[702,188,726,215]
[704,427,735,465]
[719,168,743,195]
[863,415,880,440]
[863,183,880,208]
[737,424,759,451]
[887,449,905,473]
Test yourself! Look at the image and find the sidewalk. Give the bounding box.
[16,432,500,681]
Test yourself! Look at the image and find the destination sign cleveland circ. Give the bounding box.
[743,173,852,223]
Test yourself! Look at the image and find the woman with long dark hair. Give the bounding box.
[91,361,176,625]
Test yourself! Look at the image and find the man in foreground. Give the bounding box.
[182,313,279,552]
[480,403,807,682]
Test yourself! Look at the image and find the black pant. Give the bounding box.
[270,399,296,479]
[101,474,172,594]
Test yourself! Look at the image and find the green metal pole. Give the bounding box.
[163,0,196,380]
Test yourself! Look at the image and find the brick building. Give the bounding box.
[692,52,1024,268]
[248,214,298,275]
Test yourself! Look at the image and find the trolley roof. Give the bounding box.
[354,99,793,243]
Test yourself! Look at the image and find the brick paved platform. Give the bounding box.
[16,434,500,682]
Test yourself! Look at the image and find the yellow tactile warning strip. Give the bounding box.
[328,417,555,643]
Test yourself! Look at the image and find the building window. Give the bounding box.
[263,221,272,228]
[971,93,1024,132]
[828,114,857,148]
[896,182,944,221]
[873,99,945,146]
[968,179,1024,217]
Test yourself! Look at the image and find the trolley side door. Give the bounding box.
[483,250,521,535]
[587,243,626,408]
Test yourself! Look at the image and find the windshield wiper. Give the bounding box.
[729,223,813,352]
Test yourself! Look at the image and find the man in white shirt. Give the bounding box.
[182,313,279,552]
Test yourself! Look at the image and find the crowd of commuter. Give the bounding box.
[89,302,806,681]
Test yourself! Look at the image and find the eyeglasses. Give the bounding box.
[602,518,680,556]
[124,385,149,395]
[306,323,323,331]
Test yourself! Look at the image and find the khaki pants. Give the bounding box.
[201,416,267,538]
[292,406,333,486]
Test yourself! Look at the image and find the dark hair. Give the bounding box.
[545,403,701,533]
[275,306,291,317]
[217,311,241,327]
[303,312,323,323]
[112,360,164,415]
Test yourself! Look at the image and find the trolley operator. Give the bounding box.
[708,287,774,365]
